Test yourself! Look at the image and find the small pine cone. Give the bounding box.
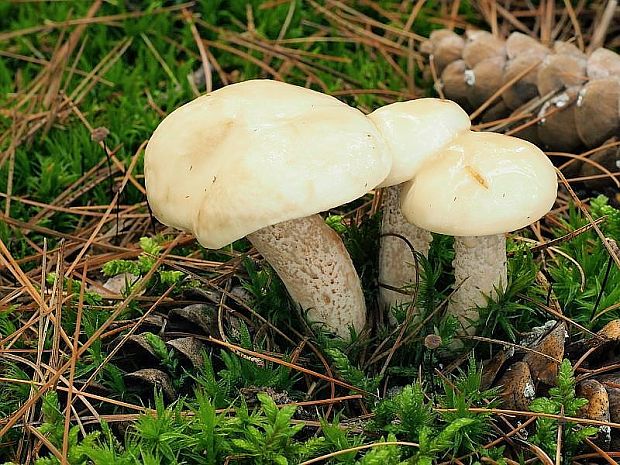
[423,28,620,156]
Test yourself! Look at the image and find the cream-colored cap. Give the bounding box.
[400,131,557,236]
[144,80,390,249]
[368,98,471,187]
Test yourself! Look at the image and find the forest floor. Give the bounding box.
[1,1,619,464]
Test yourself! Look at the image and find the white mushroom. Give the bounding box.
[367,99,470,315]
[145,80,391,338]
[400,132,557,337]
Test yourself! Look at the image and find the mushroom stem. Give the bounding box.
[448,234,507,335]
[247,214,366,338]
[379,185,432,315]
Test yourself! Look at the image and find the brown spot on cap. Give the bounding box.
[465,165,489,189]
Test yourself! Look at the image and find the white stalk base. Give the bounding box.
[448,234,507,336]
[379,185,432,316]
[248,214,366,338]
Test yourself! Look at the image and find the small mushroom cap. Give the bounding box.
[425,29,462,49]
[522,321,566,385]
[145,80,390,249]
[501,53,545,109]
[481,348,514,389]
[553,41,585,58]
[501,33,549,109]
[577,379,610,422]
[480,100,510,123]
[368,98,470,187]
[510,123,544,148]
[400,131,557,236]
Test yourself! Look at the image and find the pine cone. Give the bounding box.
[423,30,620,153]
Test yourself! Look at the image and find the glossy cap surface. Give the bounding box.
[368,98,471,187]
[400,131,557,236]
[144,80,390,248]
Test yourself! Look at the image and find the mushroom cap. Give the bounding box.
[501,53,545,109]
[368,98,470,187]
[433,36,466,75]
[145,80,390,249]
[400,131,557,236]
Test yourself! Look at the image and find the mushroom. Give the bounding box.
[460,31,506,110]
[145,80,391,338]
[367,99,471,315]
[126,368,176,402]
[400,132,557,337]
[536,88,581,152]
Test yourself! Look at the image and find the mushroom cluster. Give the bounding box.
[145,79,557,340]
